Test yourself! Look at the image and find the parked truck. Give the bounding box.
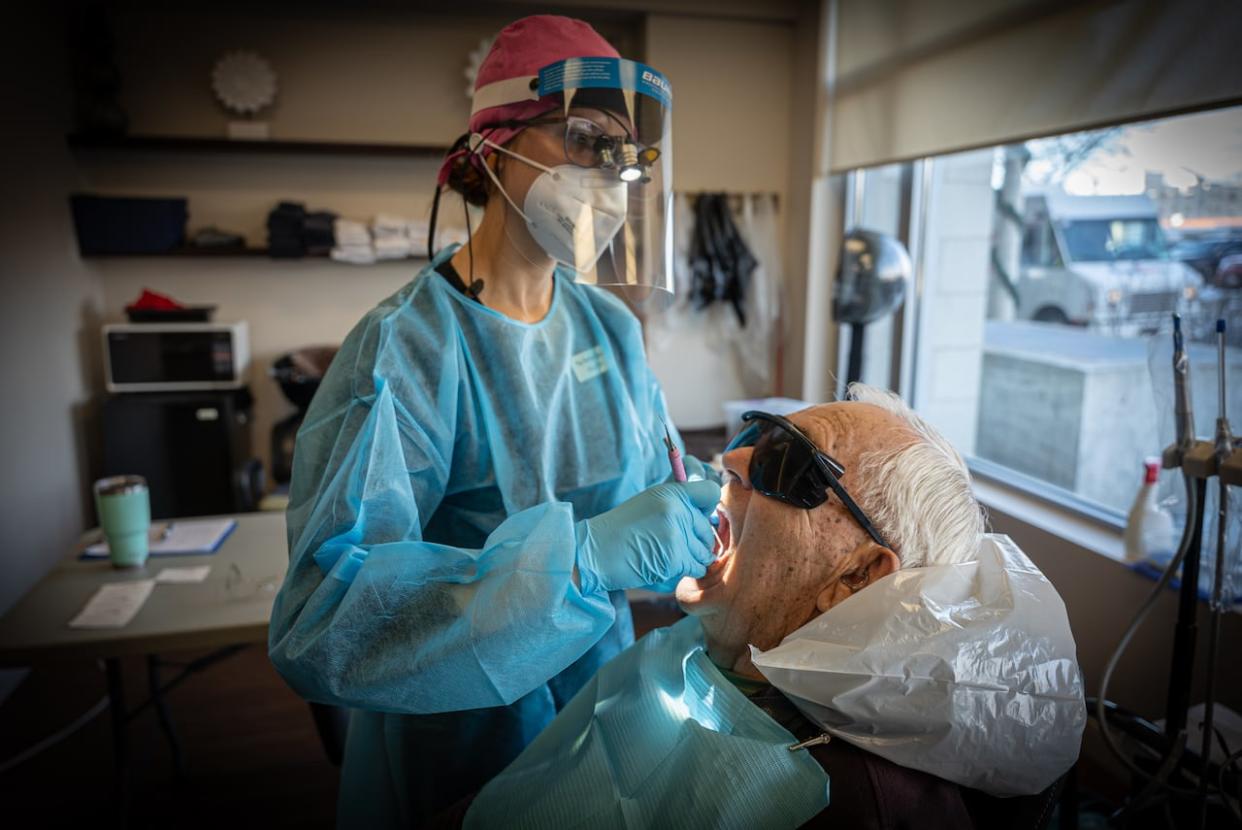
[1016,191,1203,333]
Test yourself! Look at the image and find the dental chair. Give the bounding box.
[961,775,1064,830]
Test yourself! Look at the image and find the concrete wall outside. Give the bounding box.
[978,325,1242,512]
[978,353,1084,489]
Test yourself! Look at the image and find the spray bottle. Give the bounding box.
[1124,457,1177,563]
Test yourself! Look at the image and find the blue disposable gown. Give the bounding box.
[268,248,678,826]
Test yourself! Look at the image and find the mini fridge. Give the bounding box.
[100,388,263,519]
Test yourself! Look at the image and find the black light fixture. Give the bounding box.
[833,229,911,387]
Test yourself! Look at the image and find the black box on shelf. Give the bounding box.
[70,193,188,255]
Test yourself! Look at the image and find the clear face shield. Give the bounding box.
[470,57,674,304]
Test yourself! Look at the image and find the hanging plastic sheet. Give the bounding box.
[732,194,784,394]
[646,193,783,398]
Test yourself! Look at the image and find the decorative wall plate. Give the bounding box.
[212,51,277,115]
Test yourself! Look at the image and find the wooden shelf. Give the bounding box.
[83,247,429,262]
[68,134,445,264]
[84,247,269,258]
[66,133,451,158]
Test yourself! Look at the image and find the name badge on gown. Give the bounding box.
[571,346,609,382]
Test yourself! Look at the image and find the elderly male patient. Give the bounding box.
[455,384,1086,830]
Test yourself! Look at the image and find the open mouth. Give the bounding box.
[713,509,733,559]
[698,509,734,585]
[678,505,738,603]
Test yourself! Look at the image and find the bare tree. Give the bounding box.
[988,128,1124,320]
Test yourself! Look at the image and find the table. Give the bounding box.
[0,512,288,825]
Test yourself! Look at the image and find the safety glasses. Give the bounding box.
[558,115,660,173]
[725,411,888,548]
[488,114,660,178]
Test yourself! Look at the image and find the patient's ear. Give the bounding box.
[815,541,900,612]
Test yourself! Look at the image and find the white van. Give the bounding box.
[1016,191,1203,333]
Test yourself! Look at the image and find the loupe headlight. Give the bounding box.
[618,141,661,183]
[619,142,643,182]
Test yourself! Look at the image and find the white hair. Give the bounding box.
[844,383,985,568]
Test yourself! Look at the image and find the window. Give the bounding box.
[1021,218,1062,268]
[1059,217,1168,262]
[843,105,1242,525]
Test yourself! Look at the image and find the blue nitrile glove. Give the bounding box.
[575,480,722,595]
[680,454,723,486]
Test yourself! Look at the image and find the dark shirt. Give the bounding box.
[434,258,484,302]
[748,685,976,830]
[433,679,1059,830]
[431,681,974,830]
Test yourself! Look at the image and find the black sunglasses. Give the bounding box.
[725,411,889,548]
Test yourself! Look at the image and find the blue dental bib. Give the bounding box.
[465,616,830,829]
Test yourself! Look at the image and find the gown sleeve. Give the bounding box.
[267,300,618,715]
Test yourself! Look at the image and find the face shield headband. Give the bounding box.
[469,57,669,173]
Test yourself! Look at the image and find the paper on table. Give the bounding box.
[156,565,211,584]
[83,518,236,558]
[69,580,156,629]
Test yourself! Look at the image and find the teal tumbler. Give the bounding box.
[94,475,151,568]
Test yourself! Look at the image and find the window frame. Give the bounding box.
[842,153,1133,532]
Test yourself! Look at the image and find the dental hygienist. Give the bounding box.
[268,14,720,827]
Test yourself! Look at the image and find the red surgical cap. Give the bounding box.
[436,15,621,186]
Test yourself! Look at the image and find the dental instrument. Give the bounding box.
[1197,319,1233,830]
[1173,314,1196,452]
[661,420,724,553]
[663,422,687,483]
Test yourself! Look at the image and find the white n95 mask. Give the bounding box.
[471,134,629,273]
[523,166,627,272]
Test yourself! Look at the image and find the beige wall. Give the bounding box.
[84,5,815,468]
[85,6,630,479]
[78,152,449,252]
[114,7,536,145]
[0,10,105,614]
[784,0,828,400]
[94,259,414,478]
[88,6,521,479]
[644,11,821,408]
[1,0,815,609]
[645,15,792,194]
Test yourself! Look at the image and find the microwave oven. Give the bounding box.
[103,322,250,392]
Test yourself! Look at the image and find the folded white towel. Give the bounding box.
[374,235,412,260]
[372,213,409,237]
[330,244,375,265]
[334,218,370,247]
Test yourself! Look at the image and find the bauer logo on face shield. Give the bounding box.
[641,69,671,97]
[571,346,609,383]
